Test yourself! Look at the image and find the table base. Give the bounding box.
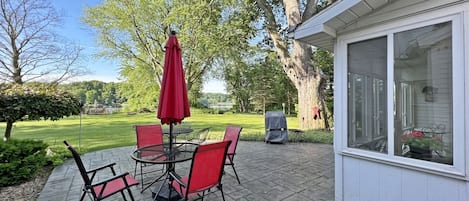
[152,184,181,201]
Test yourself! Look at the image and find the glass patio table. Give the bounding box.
[131,142,198,200]
[163,127,193,142]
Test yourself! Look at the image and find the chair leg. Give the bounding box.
[79,190,86,201]
[127,188,136,201]
[230,164,241,184]
[218,184,226,201]
[120,191,127,201]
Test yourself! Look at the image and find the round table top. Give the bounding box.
[131,142,198,164]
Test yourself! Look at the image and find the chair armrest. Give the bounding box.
[86,162,116,174]
[87,163,118,182]
[169,171,186,188]
[91,172,133,187]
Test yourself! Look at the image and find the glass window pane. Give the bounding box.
[347,37,388,153]
[394,21,453,165]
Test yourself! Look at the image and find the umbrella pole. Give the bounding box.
[169,123,173,152]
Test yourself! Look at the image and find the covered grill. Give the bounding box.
[265,111,288,143]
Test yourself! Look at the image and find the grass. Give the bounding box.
[1,109,332,153]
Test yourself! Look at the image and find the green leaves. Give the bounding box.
[0,84,81,140]
[83,0,258,109]
[0,139,48,186]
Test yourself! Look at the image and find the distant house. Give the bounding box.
[294,1,469,200]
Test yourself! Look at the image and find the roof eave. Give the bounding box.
[294,0,395,50]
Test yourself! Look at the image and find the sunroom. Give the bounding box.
[294,0,469,200]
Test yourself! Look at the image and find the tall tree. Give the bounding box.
[83,0,256,110]
[255,0,335,129]
[0,0,83,84]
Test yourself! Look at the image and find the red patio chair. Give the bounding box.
[223,125,242,184]
[187,127,211,144]
[134,124,165,189]
[169,141,231,201]
[64,141,138,201]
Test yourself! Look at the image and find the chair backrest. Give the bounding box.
[135,124,163,148]
[195,127,211,144]
[222,126,242,159]
[186,141,231,194]
[63,141,92,186]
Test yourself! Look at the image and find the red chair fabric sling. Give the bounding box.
[170,141,231,201]
[64,141,138,201]
[222,125,242,184]
[134,124,165,190]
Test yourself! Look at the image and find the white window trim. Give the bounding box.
[336,11,465,177]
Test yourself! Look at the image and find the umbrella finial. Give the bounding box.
[171,30,176,35]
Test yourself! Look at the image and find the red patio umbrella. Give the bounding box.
[157,32,191,149]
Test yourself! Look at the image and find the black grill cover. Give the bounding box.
[265,111,288,143]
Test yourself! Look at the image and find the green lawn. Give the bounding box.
[1,109,332,152]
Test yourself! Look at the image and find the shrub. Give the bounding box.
[45,145,72,166]
[0,139,48,187]
[239,130,333,144]
[240,132,264,141]
[304,130,333,144]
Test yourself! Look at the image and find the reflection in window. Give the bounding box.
[394,22,453,165]
[347,37,387,153]
[400,82,413,129]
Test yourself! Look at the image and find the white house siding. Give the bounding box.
[341,156,468,201]
[331,1,469,201]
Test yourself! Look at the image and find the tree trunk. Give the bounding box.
[4,121,13,141]
[320,95,330,130]
[297,75,325,129]
[256,0,327,130]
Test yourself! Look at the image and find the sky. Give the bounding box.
[51,0,226,93]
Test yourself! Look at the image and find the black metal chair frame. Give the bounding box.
[64,141,138,201]
[223,126,243,184]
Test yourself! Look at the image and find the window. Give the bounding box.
[346,20,457,166]
[347,37,388,153]
[393,22,453,165]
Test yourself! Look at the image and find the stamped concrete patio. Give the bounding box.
[38,141,334,201]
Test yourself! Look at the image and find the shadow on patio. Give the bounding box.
[38,141,334,201]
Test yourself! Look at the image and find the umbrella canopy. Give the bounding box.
[157,33,191,125]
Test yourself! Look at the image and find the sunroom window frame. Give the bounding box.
[337,13,465,176]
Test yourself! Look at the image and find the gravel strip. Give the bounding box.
[0,166,53,201]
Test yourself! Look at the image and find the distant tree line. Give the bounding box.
[198,93,232,108]
[59,81,124,107]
